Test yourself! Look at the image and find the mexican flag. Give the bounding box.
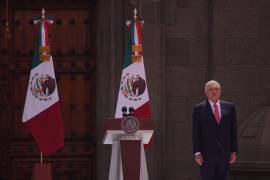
[115,19,151,120]
[22,17,64,156]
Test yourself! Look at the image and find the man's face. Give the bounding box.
[205,85,221,102]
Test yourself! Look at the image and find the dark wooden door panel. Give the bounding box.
[0,1,96,179]
[10,157,95,180]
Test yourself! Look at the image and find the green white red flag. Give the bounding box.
[22,12,64,156]
[115,16,151,122]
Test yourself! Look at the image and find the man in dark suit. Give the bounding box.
[192,80,238,180]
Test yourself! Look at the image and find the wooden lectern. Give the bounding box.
[103,116,154,180]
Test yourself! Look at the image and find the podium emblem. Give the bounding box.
[121,116,140,134]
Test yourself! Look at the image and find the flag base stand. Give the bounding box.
[32,152,52,180]
[32,163,52,180]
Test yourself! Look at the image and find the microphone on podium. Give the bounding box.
[122,106,127,117]
[129,107,134,116]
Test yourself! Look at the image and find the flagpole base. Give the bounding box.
[32,163,52,180]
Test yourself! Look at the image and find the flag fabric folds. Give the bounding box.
[22,15,64,156]
[115,18,151,125]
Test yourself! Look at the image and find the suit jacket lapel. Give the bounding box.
[219,100,228,127]
[220,100,225,121]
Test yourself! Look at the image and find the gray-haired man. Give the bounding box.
[192,80,238,180]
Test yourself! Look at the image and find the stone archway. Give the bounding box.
[230,107,270,180]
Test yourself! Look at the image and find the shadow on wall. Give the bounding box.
[229,107,270,180]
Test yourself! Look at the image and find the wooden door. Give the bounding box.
[0,1,96,179]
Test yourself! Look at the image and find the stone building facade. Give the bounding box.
[0,0,269,179]
[97,0,270,180]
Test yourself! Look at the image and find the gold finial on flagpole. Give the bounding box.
[134,8,138,20]
[41,8,45,19]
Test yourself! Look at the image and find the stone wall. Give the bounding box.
[96,0,270,179]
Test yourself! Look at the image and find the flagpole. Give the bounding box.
[40,152,43,164]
